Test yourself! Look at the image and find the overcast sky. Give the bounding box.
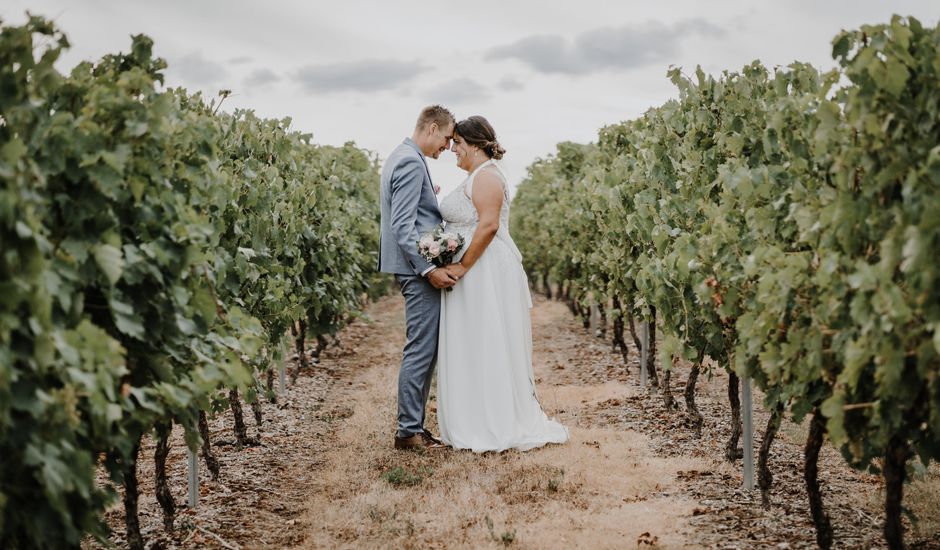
[3,1,938,195]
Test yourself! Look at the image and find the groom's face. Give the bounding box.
[427,122,455,159]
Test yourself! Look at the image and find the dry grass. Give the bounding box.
[907,464,940,539]
[865,461,940,541]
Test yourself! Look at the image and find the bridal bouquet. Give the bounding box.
[417,225,465,289]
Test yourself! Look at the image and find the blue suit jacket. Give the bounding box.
[378,138,443,276]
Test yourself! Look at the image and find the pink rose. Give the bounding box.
[428,243,441,257]
[447,239,457,251]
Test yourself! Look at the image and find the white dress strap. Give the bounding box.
[464,159,506,200]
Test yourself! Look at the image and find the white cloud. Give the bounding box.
[486,19,726,75]
[169,51,228,86]
[244,67,279,88]
[497,76,525,92]
[295,59,428,93]
[426,78,489,105]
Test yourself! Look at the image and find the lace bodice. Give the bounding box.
[440,160,509,236]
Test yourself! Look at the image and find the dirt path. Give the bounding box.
[299,295,704,549]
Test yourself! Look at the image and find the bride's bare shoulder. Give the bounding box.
[473,168,503,191]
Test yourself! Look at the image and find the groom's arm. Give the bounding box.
[389,158,437,277]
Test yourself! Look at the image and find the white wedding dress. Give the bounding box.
[436,159,569,452]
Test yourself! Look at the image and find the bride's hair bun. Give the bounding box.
[455,115,507,160]
[484,140,506,160]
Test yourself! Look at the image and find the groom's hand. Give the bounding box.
[427,268,457,289]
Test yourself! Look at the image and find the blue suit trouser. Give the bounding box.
[395,274,440,438]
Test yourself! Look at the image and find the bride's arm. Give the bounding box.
[445,171,503,279]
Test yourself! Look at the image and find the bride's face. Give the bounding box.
[451,134,479,172]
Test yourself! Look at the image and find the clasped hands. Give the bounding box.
[427,263,469,289]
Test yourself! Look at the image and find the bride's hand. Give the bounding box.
[446,262,468,281]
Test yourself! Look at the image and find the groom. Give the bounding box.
[379,105,458,450]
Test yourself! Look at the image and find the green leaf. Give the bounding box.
[109,296,145,339]
[175,313,196,335]
[882,59,909,97]
[821,395,846,445]
[14,221,33,238]
[93,244,124,285]
[831,32,851,60]
[1,137,28,164]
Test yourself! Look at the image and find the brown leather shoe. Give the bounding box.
[394,431,445,450]
[422,428,443,446]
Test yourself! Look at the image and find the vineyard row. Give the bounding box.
[1,17,383,548]
[510,15,939,550]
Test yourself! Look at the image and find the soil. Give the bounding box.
[84,294,940,549]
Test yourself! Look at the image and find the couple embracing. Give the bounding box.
[378,105,569,453]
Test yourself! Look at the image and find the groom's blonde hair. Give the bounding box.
[416,105,455,131]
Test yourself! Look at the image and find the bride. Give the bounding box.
[435,115,569,452]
